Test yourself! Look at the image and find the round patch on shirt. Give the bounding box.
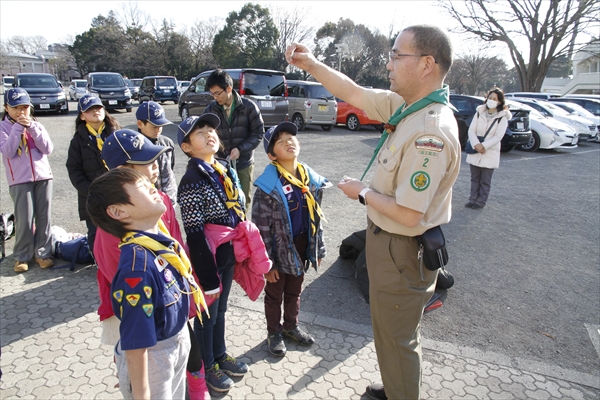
[164,269,173,282]
[410,171,431,192]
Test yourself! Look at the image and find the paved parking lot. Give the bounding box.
[1,102,598,398]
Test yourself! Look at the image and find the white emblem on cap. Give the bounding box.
[83,97,92,105]
[153,108,162,118]
[132,136,144,150]
[185,117,194,124]
[11,92,26,100]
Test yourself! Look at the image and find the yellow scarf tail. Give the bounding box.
[211,161,245,221]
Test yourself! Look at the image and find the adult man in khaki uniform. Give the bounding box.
[286,25,460,399]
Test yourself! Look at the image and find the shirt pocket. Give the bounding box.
[375,146,400,194]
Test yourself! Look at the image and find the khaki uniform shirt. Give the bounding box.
[362,89,461,236]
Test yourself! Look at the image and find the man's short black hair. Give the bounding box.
[206,69,233,91]
[86,168,147,239]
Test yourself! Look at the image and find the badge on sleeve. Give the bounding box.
[154,255,168,272]
[410,171,431,192]
[125,277,142,288]
[143,286,152,299]
[283,184,293,194]
[142,304,154,318]
[113,290,124,303]
[415,136,444,157]
[126,294,141,306]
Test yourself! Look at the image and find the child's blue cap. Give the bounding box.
[4,88,32,107]
[136,101,172,126]
[263,121,297,154]
[177,113,220,147]
[102,129,171,170]
[78,94,104,113]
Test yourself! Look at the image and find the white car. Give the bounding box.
[68,79,88,100]
[550,101,599,142]
[513,98,597,141]
[177,80,190,96]
[3,76,14,90]
[506,100,578,152]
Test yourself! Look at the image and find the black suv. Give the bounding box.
[14,73,68,114]
[87,72,132,112]
[179,68,288,127]
[138,75,179,104]
[449,94,531,152]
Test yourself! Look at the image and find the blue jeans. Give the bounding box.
[194,243,235,369]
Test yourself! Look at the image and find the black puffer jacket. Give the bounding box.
[203,91,265,171]
[66,124,114,220]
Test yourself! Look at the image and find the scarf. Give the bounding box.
[87,122,108,169]
[211,161,246,221]
[119,220,208,322]
[272,161,326,235]
[7,115,33,157]
[360,85,452,181]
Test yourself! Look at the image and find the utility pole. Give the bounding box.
[334,43,349,72]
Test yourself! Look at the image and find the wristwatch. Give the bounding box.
[358,188,372,205]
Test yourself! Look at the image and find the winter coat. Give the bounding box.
[203,221,272,301]
[203,90,265,171]
[149,134,177,205]
[252,163,328,276]
[466,105,512,170]
[0,118,53,186]
[66,123,115,220]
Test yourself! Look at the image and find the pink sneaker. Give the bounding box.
[187,365,211,400]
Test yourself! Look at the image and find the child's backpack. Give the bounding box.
[55,235,94,271]
[0,213,16,259]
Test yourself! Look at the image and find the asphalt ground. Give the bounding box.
[1,101,598,380]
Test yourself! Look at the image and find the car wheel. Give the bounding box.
[518,130,540,152]
[346,114,361,131]
[457,120,469,150]
[180,107,189,121]
[174,100,179,105]
[292,113,305,131]
[126,108,132,113]
[321,124,333,131]
[374,124,384,131]
[60,104,69,115]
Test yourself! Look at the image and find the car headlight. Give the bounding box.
[57,92,66,100]
[540,122,559,133]
[124,89,131,96]
[89,90,98,95]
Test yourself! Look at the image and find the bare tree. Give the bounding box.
[187,17,222,75]
[271,4,316,72]
[440,0,598,91]
[5,35,48,54]
[117,1,149,31]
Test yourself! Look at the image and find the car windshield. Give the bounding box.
[124,79,135,87]
[75,81,86,87]
[157,78,177,88]
[4,77,14,85]
[18,75,58,88]
[243,72,285,96]
[556,102,595,118]
[308,85,334,100]
[541,102,569,116]
[131,79,142,86]
[92,75,124,87]
[508,101,543,119]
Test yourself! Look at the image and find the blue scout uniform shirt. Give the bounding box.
[111,231,190,351]
[279,173,309,237]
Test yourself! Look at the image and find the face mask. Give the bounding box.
[486,99,499,109]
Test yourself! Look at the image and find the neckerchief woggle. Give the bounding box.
[272,161,326,235]
[7,115,34,157]
[360,85,452,181]
[119,220,208,322]
[211,160,246,221]
[87,122,108,170]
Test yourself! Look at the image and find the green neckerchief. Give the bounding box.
[360,85,452,181]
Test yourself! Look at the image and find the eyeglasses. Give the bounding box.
[210,89,225,97]
[388,51,438,64]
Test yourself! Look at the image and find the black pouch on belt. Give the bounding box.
[416,226,449,271]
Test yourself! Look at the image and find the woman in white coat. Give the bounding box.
[465,87,511,209]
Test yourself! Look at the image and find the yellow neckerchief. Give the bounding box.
[272,161,326,235]
[119,220,208,322]
[211,160,246,221]
[86,122,108,169]
[7,115,29,156]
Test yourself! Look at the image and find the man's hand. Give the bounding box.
[265,269,279,283]
[285,43,317,71]
[337,177,365,201]
[229,148,240,161]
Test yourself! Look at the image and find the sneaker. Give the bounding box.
[205,364,233,392]
[464,202,474,208]
[217,354,248,377]
[283,326,315,345]
[36,258,54,269]
[186,368,211,400]
[366,383,387,400]
[14,260,28,273]
[267,332,287,357]
[471,204,484,210]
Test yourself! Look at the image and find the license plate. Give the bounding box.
[40,104,50,109]
[572,137,578,145]
[260,101,273,108]
[318,105,327,111]
[109,100,117,105]
[517,122,524,130]
[164,90,170,93]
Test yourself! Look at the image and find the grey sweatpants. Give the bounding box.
[8,179,53,261]
[469,164,495,207]
[114,326,190,400]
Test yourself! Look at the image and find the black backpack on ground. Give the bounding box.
[0,213,15,259]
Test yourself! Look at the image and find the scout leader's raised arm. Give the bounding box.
[285,42,367,111]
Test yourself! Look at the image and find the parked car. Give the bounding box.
[3,76,14,90]
[87,72,132,112]
[505,100,578,152]
[177,80,191,96]
[286,80,336,131]
[511,98,596,140]
[336,98,383,131]
[505,92,561,100]
[68,79,88,100]
[14,73,68,114]
[550,101,600,141]
[549,96,600,117]
[449,94,531,152]
[123,78,139,101]
[138,75,179,104]
[179,68,288,127]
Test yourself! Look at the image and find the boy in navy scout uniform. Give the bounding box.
[87,167,205,400]
[252,121,330,357]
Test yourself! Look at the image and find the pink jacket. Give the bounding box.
[204,220,272,301]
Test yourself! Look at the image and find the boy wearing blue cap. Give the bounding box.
[177,114,249,393]
[136,101,177,204]
[252,122,330,357]
[1,87,54,272]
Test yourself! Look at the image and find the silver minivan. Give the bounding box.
[287,80,337,131]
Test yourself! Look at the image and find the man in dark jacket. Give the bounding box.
[203,69,265,205]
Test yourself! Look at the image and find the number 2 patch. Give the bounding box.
[410,171,430,192]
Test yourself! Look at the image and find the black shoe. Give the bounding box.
[283,326,315,345]
[464,202,474,208]
[471,204,484,209]
[366,383,387,400]
[268,332,287,357]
